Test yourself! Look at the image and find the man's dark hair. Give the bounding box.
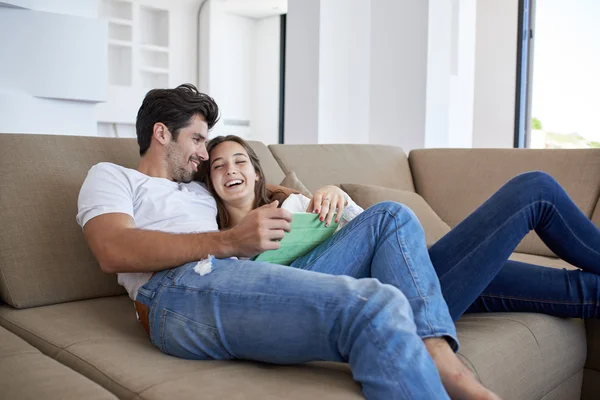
[136,83,220,155]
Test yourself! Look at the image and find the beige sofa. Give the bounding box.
[1,133,600,399]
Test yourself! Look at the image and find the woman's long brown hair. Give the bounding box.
[196,135,279,229]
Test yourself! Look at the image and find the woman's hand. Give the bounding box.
[306,185,348,227]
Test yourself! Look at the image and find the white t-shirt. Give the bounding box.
[76,162,219,301]
[76,164,363,301]
[280,194,364,230]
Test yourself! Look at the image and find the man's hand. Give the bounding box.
[225,201,293,258]
[306,185,348,227]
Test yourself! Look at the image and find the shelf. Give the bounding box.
[107,17,133,26]
[140,66,169,74]
[141,70,169,89]
[140,5,169,47]
[108,45,132,86]
[99,0,132,21]
[108,22,132,41]
[140,48,169,69]
[140,43,169,53]
[108,39,132,48]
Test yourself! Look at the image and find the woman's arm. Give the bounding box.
[266,183,300,204]
[283,193,364,229]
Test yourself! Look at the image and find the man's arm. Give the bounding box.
[84,202,292,274]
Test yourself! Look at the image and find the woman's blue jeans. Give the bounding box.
[136,171,600,400]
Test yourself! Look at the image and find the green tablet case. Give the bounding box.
[253,213,339,266]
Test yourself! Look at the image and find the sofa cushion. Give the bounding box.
[0,134,139,308]
[592,195,600,229]
[0,325,117,400]
[508,252,578,271]
[340,183,450,248]
[456,313,585,400]
[0,296,362,400]
[247,140,285,184]
[280,171,312,197]
[409,149,600,258]
[269,144,415,193]
[0,135,283,309]
[0,294,586,400]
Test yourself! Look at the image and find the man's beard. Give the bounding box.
[165,143,194,183]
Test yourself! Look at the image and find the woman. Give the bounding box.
[199,135,600,399]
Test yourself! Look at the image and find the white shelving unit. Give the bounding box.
[100,0,170,89]
[98,0,171,136]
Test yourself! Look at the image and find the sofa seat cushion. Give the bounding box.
[0,325,117,400]
[509,252,578,270]
[456,313,586,399]
[0,294,587,400]
[0,296,362,400]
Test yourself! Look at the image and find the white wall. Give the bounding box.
[284,0,320,144]
[202,1,282,143]
[318,0,370,144]
[424,0,452,148]
[0,0,98,18]
[369,0,429,151]
[472,0,519,148]
[0,2,106,136]
[448,0,477,148]
[283,0,520,150]
[254,16,281,144]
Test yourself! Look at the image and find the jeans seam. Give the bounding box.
[357,297,413,398]
[440,199,550,281]
[298,209,390,271]
[392,214,437,337]
[544,201,600,259]
[160,307,235,359]
[478,293,596,305]
[162,286,343,312]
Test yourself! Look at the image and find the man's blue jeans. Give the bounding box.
[136,171,600,399]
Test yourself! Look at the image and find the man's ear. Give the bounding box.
[153,122,171,145]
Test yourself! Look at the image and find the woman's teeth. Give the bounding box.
[225,179,243,187]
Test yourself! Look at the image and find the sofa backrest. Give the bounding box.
[593,198,600,228]
[247,141,285,184]
[409,149,600,257]
[268,144,415,193]
[0,134,284,309]
[0,134,136,308]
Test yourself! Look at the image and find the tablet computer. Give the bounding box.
[253,213,339,266]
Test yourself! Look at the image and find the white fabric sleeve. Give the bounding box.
[280,193,311,213]
[280,193,363,230]
[76,163,135,229]
[338,195,363,229]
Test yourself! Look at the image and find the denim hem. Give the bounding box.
[419,332,460,353]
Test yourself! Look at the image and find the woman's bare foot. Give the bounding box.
[424,338,502,400]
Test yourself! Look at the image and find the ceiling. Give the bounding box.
[218,0,287,19]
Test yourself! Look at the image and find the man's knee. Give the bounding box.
[367,201,418,222]
[349,278,414,318]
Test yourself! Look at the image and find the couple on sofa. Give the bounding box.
[77,84,600,400]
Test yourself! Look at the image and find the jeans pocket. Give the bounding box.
[159,308,233,361]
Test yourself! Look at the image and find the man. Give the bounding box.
[77,84,499,400]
